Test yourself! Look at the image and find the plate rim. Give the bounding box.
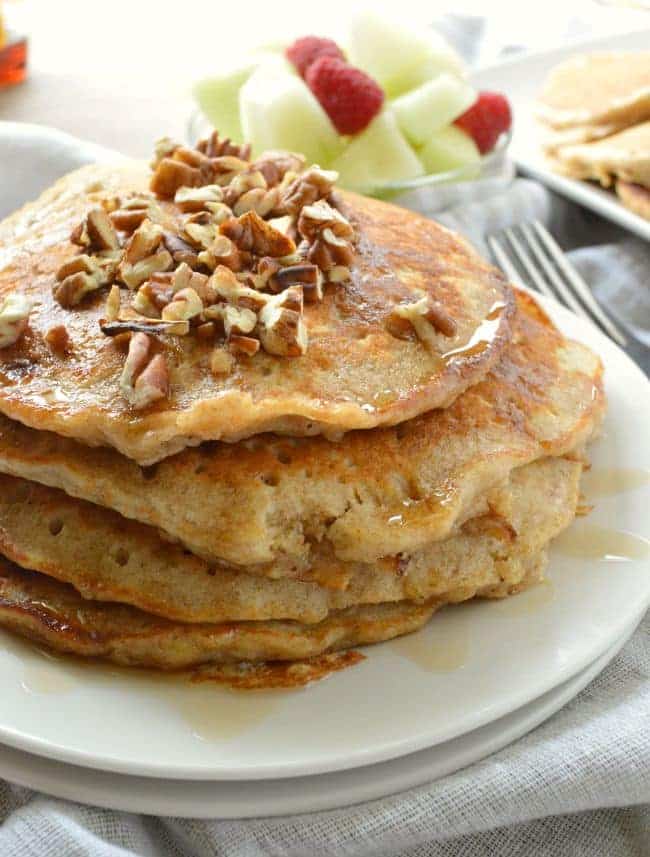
[0,614,641,818]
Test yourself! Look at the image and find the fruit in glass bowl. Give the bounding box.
[191,11,512,198]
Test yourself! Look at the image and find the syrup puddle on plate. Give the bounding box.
[582,467,650,499]
[553,524,650,562]
[391,620,469,672]
[170,687,280,743]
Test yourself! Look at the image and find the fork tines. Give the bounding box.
[488,219,628,348]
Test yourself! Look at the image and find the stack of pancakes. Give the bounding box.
[0,153,605,676]
[537,51,650,219]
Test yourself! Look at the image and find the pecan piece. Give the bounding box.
[119,221,172,289]
[229,334,260,357]
[119,332,169,409]
[71,207,120,252]
[387,296,457,348]
[220,210,296,258]
[267,263,323,301]
[150,157,203,199]
[257,286,307,357]
[196,131,251,161]
[210,346,235,375]
[0,293,32,348]
[297,200,354,243]
[253,151,306,188]
[161,287,204,322]
[174,184,224,213]
[281,167,339,216]
[45,324,72,355]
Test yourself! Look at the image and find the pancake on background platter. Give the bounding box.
[537,52,650,220]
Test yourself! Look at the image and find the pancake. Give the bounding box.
[615,180,650,221]
[0,553,545,669]
[550,122,650,188]
[0,291,605,570]
[0,456,583,624]
[0,160,514,464]
[537,52,650,130]
[540,121,624,156]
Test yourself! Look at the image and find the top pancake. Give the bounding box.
[0,162,513,464]
[0,291,605,571]
[537,52,650,130]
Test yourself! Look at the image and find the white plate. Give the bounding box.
[473,29,650,242]
[0,126,648,784]
[0,296,647,781]
[0,617,639,819]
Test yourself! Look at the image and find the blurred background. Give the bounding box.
[0,0,648,156]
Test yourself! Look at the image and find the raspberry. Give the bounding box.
[286,36,345,79]
[305,57,384,135]
[454,91,512,154]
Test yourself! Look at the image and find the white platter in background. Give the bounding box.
[473,28,650,242]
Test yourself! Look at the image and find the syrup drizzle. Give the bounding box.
[392,619,469,672]
[553,524,650,562]
[582,467,650,499]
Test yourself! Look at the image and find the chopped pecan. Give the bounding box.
[0,293,32,348]
[174,184,224,213]
[229,334,260,357]
[54,255,112,308]
[101,318,189,337]
[257,286,307,357]
[44,324,72,355]
[307,229,355,272]
[161,287,203,322]
[210,156,250,187]
[182,218,219,251]
[206,266,269,313]
[220,305,257,339]
[198,235,243,272]
[253,151,306,187]
[163,231,199,267]
[297,200,354,243]
[267,263,323,301]
[210,346,235,375]
[119,221,172,289]
[196,131,251,161]
[110,197,162,233]
[133,281,172,318]
[71,207,120,252]
[150,157,203,199]
[119,332,169,409]
[281,167,339,216]
[387,296,457,348]
[220,210,296,257]
[105,285,122,322]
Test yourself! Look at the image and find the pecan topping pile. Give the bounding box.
[51,131,357,409]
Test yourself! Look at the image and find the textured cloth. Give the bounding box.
[1,13,650,857]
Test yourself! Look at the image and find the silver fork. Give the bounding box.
[487,220,630,349]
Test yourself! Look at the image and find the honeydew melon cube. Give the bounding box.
[419,125,481,177]
[331,110,424,193]
[194,60,259,143]
[239,65,342,164]
[392,74,477,147]
[348,10,466,97]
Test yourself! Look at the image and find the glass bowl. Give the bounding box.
[187,110,514,215]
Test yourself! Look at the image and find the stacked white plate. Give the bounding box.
[0,125,648,819]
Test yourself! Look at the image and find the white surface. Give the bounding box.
[0,125,648,786]
[0,619,639,820]
[474,29,650,242]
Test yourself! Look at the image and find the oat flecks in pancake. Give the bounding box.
[537,52,650,130]
[0,291,605,570]
[0,553,549,669]
[550,121,650,188]
[0,456,583,624]
[0,163,514,464]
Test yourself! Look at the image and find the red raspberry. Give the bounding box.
[286,36,345,79]
[454,91,512,154]
[305,56,384,135]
